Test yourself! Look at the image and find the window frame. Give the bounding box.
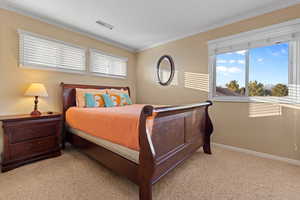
[18,30,129,79]
[210,42,296,103]
[208,19,300,104]
[19,29,88,75]
[89,48,128,79]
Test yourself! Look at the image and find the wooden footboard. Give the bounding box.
[138,102,213,200]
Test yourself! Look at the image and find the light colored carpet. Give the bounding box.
[1,145,300,200]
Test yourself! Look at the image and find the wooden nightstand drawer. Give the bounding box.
[9,136,58,160]
[0,113,62,172]
[8,120,60,144]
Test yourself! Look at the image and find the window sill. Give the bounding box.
[90,72,127,80]
[211,96,300,104]
[20,64,127,80]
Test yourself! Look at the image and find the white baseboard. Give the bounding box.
[213,143,300,166]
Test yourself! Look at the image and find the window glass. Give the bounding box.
[90,49,127,78]
[215,50,246,96]
[249,43,289,97]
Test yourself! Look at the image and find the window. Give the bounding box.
[90,49,127,78]
[249,43,289,97]
[216,50,246,97]
[208,19,300,103]
[215,44,289,98]
[19,30,128,79]
[19,30,86,73]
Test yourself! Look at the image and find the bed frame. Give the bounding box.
[61,83,213,200]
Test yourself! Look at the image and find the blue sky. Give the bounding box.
[216,43,289,87]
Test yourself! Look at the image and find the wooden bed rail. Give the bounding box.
[153,101,213,117]
[153,101,212,113]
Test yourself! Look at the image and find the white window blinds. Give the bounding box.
[90,49,127,78]
[208,19,300,56]
[19,30,86,72]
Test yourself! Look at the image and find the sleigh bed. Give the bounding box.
[61,83,214,200]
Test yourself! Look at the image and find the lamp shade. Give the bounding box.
[25,83,48,97]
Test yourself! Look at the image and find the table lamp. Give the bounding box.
[25,83,48,116]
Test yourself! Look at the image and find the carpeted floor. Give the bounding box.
[1,145,300,200]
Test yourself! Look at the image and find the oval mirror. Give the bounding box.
[157,55,175,86]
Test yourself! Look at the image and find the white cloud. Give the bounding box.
[217,66,242,74]
[281,49,287,54]
[238,60,245,64]
[235,50,246,55]
[271,51,280,56]
[257,58,264,62]
[218,59,245,64]
[228,67,242,73]
[217,59,245,64]
[216,66,227,72]
[217,59,227,63]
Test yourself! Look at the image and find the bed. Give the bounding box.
[61,83,214,200]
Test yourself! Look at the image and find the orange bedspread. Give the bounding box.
[66,104,152,151]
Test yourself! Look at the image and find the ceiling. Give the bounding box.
[1,0,300,51]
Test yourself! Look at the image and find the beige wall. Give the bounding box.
[136,4,300,160]
[0,8,137,116]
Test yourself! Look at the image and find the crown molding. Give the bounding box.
[137,0,300,52]
[0,2,137,52]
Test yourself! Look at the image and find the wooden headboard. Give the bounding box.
[60,82,130,117]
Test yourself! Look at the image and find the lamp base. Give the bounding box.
[30,96,41,116]
[30,110,41,116]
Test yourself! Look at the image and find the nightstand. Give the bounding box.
[0,113,62,172]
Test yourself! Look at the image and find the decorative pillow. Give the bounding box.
[94,94,106,107]
[85,93,96,107]
[102,94,115,107]
[120,93,132,105]
[84,93,106,108]
[109,94,122,106]
[76,88,106,107]
[107,88,129,95]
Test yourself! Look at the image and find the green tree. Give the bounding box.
[226,80,240,93]
[264,89,272,96]
[271,84,288,96]
[248,81,264,96]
